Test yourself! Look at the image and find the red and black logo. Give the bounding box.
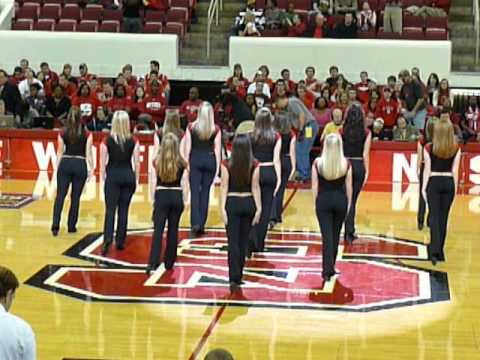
[26,229,449,312]
[0,193,35,209]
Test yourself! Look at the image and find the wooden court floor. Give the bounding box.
[1,176,480,360]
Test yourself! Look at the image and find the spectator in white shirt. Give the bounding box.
[247,71,271,98]
[18,69,44,100]
[0,266,36,360]
[357,1,376,31]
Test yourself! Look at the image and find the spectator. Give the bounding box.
[123,64,138,88]
[354,71,370,104]
[180,87,202,126]
[216,85,252,130]
[405,2,447,18]
[58,74,77,99]
[335,0,357,14]
[204,348,234,360]
[253,81,271,107]
[37,62,59,97]
[440,102,462,140]
[357,1,376,31]
[78,63,94,83]
[325,65,339,89]
[146,60,171,96]
[332,12,357,38]
[142,80,167,128]
[226,63,248,98]
[264,0,284,29]
[311,13,329,38]
[296,83,314,109]
[426,72,440,105]
[61,64,77,85]
[335,89,349,112]
[312,96,332,128]
[245,93,258,118]
[239,20,262,36]
[130,85,146,121]
[233,8,265,36]
[321,107,343,140]
[18,69,44,99]
[400,70,426,130]
[280,69,296,93]
[107,84,132,114]
[73,83,98,126]
[25,83,47,127]
[364,97,378,128]
[461,96,480,142]
[19,59,30,74]
[283,2,297,28]
[247,71,271,98]
[271,79,288,101]
[304,66,319,90]
[46,84,71,125]
[10,66,25,85]
[375,86,398,129]
[123,0,143,33]
[371,118,391,140]
[313,0,332,17]
[383,0,402,33]
[393,116,419,141]
[97,80,114,106]
[0,69,23,123]
[88,106,111,132]
[0,266,36,360]
[258,65,274,89]
[287,13,307,36]
[433,78,452,109]
[347,87,358,104]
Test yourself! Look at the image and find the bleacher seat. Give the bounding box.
[170,0,190,8]
[261,29,287,37]
[18,3,40,20]
[34,19,55,31]
[425,28,448,40]
[12,19,33,30]
[83,5,103,22]
[358,29,377,39]
[403,15,424,30]
[145,9,165,23]
[167,7,189,24]
[61,4,81,22]
[402,28,425,40]
[164,22,184,39]
[43,0,64,5]
[77,20,99,32]
[55,19,76,31]
[255,0,266,8]
[98,20,120,32]
[39,4,61,21]
[293,0,311,11]
[377,28,402,39]
[426,16,448,30]
[102,8,122,25]
[143,22,163,33]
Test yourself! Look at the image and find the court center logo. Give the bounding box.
[0,193,35,209]
[26,229,449,312]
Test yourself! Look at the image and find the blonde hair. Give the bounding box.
[193,102,215,140]
[317,133,348,180]
[155,133,184,183]
[162,110,183,139]
[432,117,458,159]
[111,110,131,146]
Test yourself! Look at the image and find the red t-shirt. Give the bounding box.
[180,99,202,123]
[355,82,370,104]
[143,94,167,122]
[313,26,323,38]
[107,96,132,113]
[72,95,98,124]
[375,98,399,127]
[146,0,168,11]
[300,92,314,110]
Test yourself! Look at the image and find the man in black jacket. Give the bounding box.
[0,70,23,125]
[332,12,358,39]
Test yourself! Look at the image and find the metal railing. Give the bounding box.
[206,0,223,58]
[474,0,480,64]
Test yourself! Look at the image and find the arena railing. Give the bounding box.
[206,0,222,58]
[474,0,480,64]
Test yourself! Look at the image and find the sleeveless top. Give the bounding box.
[105,136,136,169]
[251,132,280,162]
[341,128,370,158]
[280,131,295,156]
[316,160,350,193]
[426,143,459,172]
[189,124,220,153]
[62,130,88,157]
[223,159,259,193]
[156,164,185,188]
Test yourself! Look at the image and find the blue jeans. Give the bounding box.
[296,121,319,180]
[405,109,427,131]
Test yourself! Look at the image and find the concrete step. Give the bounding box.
[189,21,233,33]
[449,22,476,37]
[183,33,229,49]
[452,38,478,50]
[452,44,476,55]
[449,5,473,16]
[195,2,243,17]
[448,12,474,22]
[180,47,229,66]
[452,53,476,67]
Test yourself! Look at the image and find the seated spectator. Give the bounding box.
[354,71,370,104]
[383,0,402,33]
[440,102,462,140]
[321,108,343,140]
[73,83,98,125]
[332,12,357,38]
[88,106,111,132]
[58,74,77,99]
[280,69,296,94]
[296,83,314,109]
[347,87,358,104]
[405,2,447,18]
[461,96,480,142]
[304,66,321,91]
[247,71,271,98]
[313,0,332,17]
[19,58,30,74]
[264,0,284,29]
[335,89,349,113]
[258,65,274,90]
[180,87,202,127]
[239,21,262,36]
[130,85,146,121]
[24,83,47,128]
[226,64,249,98]
[426,72,439,105]
[97,80,114,106]
[0,69,23,123]
[393,116,419,141]
[325,65,339,89]
[123,64,138,88]
[310,13,329,38]
[61,64,77,85]
[312,96,332,127]
[107,84,132,114]
[37,62,58,97]
[271,79,288,101]
[433,78,452,109]
[232,7,265,36]
[245,93,258,118]
[357,1,376,31]
[114,74,133,97]
[142,80,167,128]
[18,69,44,99]
[146,60,171,97]
[287,13,306,37]
[46,84,71,126]
[78,63,94,83]
[334,0,357,14]
[253,81,271,107]
[335,73,349,92]
[372,118,392,141]
[364,97,378,128]
[375,86,398,129]
[282,2,297,28]
[10,66,25,86]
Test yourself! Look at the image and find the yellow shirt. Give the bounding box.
[322,122,343,138]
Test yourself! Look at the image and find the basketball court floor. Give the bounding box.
[1,175,480,360]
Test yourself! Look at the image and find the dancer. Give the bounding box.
[51,109,93,236]
[183,102,221,236]
[250,108,281,253]
[147,133,189,275]
[100,110,140,255]
[340,104,371,244]
[312,133,352,281]
[220,134,261,293]
[417,117,436,230]
[269,112,296,229]
[422,117,461,265]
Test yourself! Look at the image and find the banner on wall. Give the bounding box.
[1,130,480,191]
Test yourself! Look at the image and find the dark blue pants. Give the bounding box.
[345,159,365,236]
[149,189,184,269]
[52,158,88,231]
[270,155,292,223]
[103,167,136,247]
[189,151,216,230]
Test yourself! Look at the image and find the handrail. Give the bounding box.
[206,0,222,58]
[474,0,479,64]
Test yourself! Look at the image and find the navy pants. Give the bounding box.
[271,155,292,223]
[316,190,347,279]
[103,167,136,248]
[226,196,255,284]
[149,189,184,269]
[345,159,365,236]
[189,151,216,231]
[52,158,88,231]
[417,164,431,227]
[427,176,454,260]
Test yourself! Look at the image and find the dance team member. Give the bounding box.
[100,110,140,255]
[147,133,189,275]
[269,112,296,229]
[220,134,261,293]
[340,104,371,244]
[250,108,281,253]
[422,117,461,265]
[183,102,222,236]
[51,109,93,236]
[312,133,352,281]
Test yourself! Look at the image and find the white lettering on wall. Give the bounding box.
[469,155,480,186]
[32,141,57,171]
[392,153,418,183]
[391,183,419,212]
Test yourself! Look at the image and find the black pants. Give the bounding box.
[226,196,255,284]
[52,158,88,231]
[103,167,136,247]
[345,159,365,236]
[189,151,216,230]
[427,176,454,260]
[270,155,292,223]
[149,189,184,269]
[252,166,277,251]
[316,191,347,279]
[417,164,431,227]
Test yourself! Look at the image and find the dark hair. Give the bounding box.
[315,96,327,110]
[150,60,160,68]
[65,108,84,144]
[77,83,90,97]
[343,104,366,145]
[253,108,276,145]
[329,65,339,73]
[427,73,439,88]
[273,112,292,134]
[40,62,49,68]
[387,75,397,83]
[29,83,41,92]
[228,134,254,190]
[259,65,270,76]
[150,70,159,76]
[232,63,244,80]
[0,266,19,298]
[114,84,127,97]
[52,84,64,94]
[281,68,289,76]
[305,66,315,74]
[133,86,145,102]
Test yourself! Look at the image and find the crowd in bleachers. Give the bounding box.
[232,0,450,40]
[0,60,479,143]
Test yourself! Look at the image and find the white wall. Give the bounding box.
[230,37,453,85]
[0,0,14,30]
